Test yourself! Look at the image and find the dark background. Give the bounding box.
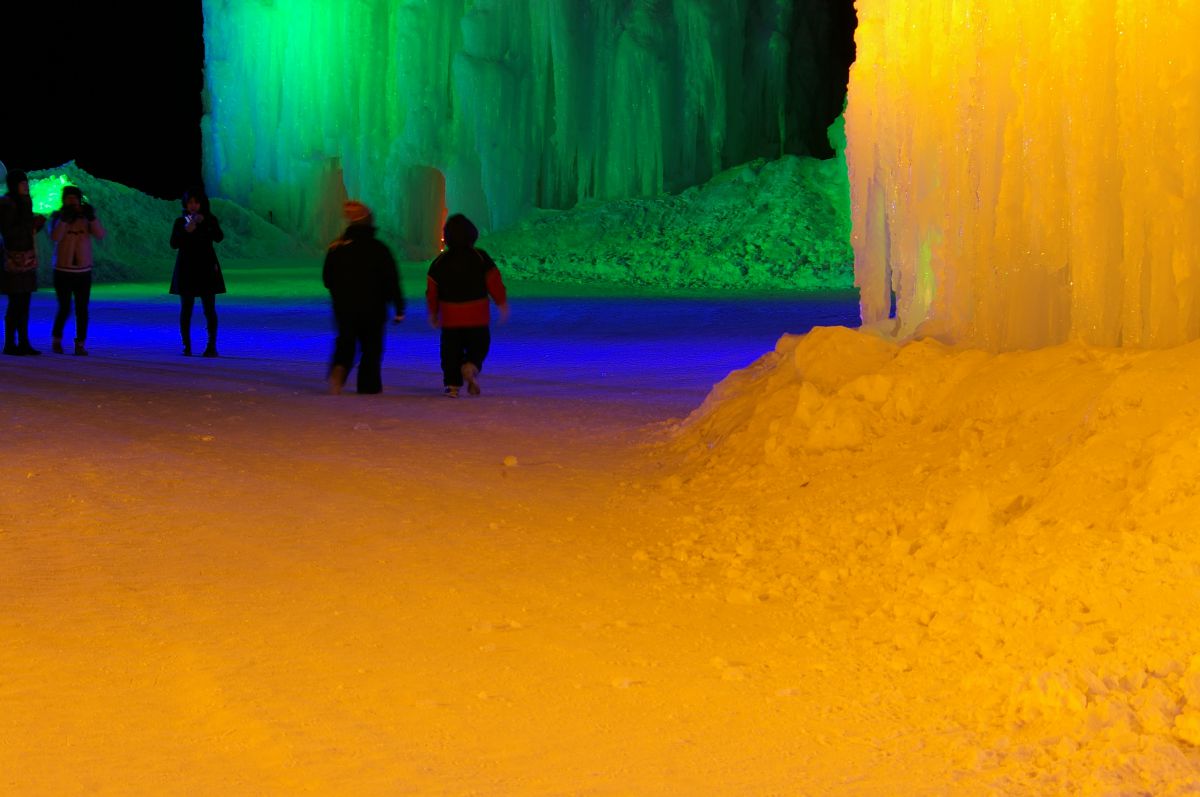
[1,5,205,199]
[1,3,854,201]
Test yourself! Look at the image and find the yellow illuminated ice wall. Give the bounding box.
[847,1,1200,349]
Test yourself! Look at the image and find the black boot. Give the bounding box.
[16,335,40,356]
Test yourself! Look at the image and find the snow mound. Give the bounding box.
[647,326,1200,791]
[27,163,314,284]
[482,155,852,292]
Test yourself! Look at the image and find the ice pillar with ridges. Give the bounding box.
[846,0,1200,349]
[201,0,840,257]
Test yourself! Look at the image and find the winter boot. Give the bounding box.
[328,365,348,395]
[16,330,40,356]
[74,340,88,356]
[461,362,481,396]
[52,337,65,354]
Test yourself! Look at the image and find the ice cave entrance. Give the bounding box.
[402,165,448,260]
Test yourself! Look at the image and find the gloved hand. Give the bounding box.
[81,204,96,222]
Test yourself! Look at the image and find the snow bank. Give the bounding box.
[26,163,313,284]
[483,154,852,291]
[24,155,852,293]
[649,326,1200,791]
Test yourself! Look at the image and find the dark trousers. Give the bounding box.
[4,291,32,348]
[440,326,490,386]
[52,270,93,342]
[180,294,218,347]
[331,309,386,394]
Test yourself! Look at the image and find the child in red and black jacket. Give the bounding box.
[426,214,509,397]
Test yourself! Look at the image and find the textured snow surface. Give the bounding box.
[660,326,1200,793]
[3,283,1199,793]
[485,154,852,291]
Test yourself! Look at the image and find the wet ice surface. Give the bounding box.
[21,279,859,415]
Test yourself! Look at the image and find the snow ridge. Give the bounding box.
[647,326,1200,792]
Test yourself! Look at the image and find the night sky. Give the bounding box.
[2,4,205,199]
[2,3,854,202]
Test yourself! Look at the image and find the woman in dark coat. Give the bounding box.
[0,169,47,355]
[169,187,225,356]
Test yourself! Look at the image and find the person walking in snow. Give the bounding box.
[169,186,225,357]
[48,185,106,355]
[322,200,405,395]
[425,213,508,398]
[0,169,47,355]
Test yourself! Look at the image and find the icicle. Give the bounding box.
[847,0,1200,349]
[200,0,825,256]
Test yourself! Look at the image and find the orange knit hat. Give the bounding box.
[343,200,372,225]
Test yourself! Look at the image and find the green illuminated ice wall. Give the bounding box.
[201,0,846,259]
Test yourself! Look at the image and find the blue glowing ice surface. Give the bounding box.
[15,269,858,418]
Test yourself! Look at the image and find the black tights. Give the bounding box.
[53,271,93,343]
[4,292,32,348]
[179,294,218,348]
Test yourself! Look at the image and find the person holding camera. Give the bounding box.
[48,185,106,355]
[169,187,225,357]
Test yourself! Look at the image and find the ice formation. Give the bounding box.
[847,1,1200,349]
[201,0,846,256]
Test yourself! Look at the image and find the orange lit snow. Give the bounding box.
[5,315,1200,794]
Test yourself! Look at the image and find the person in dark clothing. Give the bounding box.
[322,200,405,395]
[169,187,225,357]
[0,170,47,355]
[426,213,509,397]
[48,185,106,355]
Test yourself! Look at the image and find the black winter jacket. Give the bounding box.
[322,225,405,318]
[169,213,226,296]
[0,193,41,251]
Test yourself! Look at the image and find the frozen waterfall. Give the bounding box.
[847,0,1200,349]
[201,0,846,257]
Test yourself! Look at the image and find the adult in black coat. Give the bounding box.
[0,169,47,355]
[323,200,405,394]
[169,187,226,357]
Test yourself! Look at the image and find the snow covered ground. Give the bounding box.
[3,270,1199,794]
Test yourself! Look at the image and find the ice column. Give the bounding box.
[201,0,832,256]
[847,1,1200,349]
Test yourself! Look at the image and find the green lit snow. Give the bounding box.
[29,173,86,215]
[26,154,853,295]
